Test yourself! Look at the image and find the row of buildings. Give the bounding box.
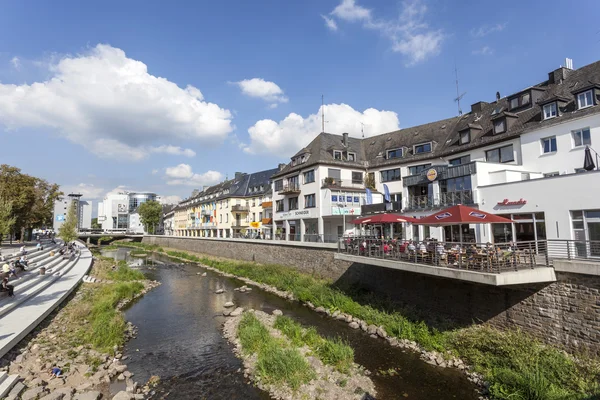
[166,58,600,246]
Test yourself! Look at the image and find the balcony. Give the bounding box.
[321,178,364,190]
[361,201,402,215]
[277,182,301,195]
[231,221,250,228]
[262,218,273,225]
[262,201,273,209]
[232,204,249,212]
[405,190,475,211]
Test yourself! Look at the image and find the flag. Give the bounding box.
[383,184,391,202]
[365,188,373,205]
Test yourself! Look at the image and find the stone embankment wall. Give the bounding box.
[142,236,600,355]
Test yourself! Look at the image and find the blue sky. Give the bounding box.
[1,0,599,208]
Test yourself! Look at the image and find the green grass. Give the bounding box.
[274,316,354,373]
[237,313,315,390]
[155,247,600,400]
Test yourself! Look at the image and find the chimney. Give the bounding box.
[496,92,501,101]
[234,172,243,180]
[278,163,287,171]
[470,101,489,114]
[548,58,574,84]
[342,132,349,147]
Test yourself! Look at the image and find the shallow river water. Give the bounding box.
[102,248,478,400]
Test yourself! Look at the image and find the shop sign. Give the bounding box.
[426,168,438,181]
[56,215,65,222]
[435,212,452,220]
[250,221,261,228]
[497,198,527,206]
[331,207,360,215]
[277,209,317,220]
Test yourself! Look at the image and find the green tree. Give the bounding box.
[91,218,101,229]
[137,200,162,234]
[0,197,16,245]
[59,201,78,243]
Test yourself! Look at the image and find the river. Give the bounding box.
[102,248,478,400]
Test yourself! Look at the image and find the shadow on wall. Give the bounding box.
[332,261,552,331]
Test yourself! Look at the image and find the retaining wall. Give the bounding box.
[143,236,600,355]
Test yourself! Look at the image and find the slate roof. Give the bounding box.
[272,59,600,178]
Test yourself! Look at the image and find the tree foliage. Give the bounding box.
[0,164,62,240]
[0,197,16,244]
[137,200,162,234]
[59,201,78,243]
[91,218,101,229]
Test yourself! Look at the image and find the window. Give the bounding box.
[493,118,506,134]
[381,168,401,182]
[276,200,284,212]
[219,214,222,223]
[544,172,559,177]
[408,164,431,175]
[289,197,298,210]
[449,155,470,166]
[577,90,594,109]
[510,98,519,109]
[347,152,356,161]
[331,195,338,202]
[387,148,403,159]
[303,170,315,184]
[486,144,514,163]
[274,180,283,191]
[521,92,530,105]
[259,212,263,220]
[414,142,432,154]
[543,103,557,119]
[351,171,363,184]
[252,213,256,222]
[440,176,472,193]
[541,136,557,154]
[459,130,470,145]
[304,194,316,208]
[572,128,591,147]
[333,150,342,160]
[226,214,229,223]
[509,91,531,110]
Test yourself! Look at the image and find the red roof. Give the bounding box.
[351,213,419,225]
[414,205,513,226]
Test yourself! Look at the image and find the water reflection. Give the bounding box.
[101,249,478,400]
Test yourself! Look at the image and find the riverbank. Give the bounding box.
[0,252,160,400]
[115,241,600,400]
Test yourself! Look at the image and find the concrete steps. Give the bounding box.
[5,381,25,400]
[82,275,99,283]
[0,371,20,398]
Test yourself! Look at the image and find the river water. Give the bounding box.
[102,248,478,400]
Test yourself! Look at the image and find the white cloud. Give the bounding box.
[232,78,288,105]
[470,23,507,38]
[62,183,104,199]
[160,195,182,205]
[325,0,444,66]
[164,163,224,186]
[321,15,338,31]
[0,44,233,160]
[243,103,399,157]
[151,169,159,175]
[472,46,493,56]
[10,57,21,70]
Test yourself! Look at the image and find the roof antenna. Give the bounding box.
[454,63,466,116]
[360,122,365,138]
[321,94,325,133]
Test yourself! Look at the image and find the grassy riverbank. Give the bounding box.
[114,242,600,399]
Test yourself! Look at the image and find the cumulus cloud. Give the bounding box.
[243,103,399,157]
[10,57,21,70]
[62,183,104,199]
[472,46,493,56]
[321,15,338,31]
[325,0,444,66]
[164,163,224,186]
[231,78,288,106]
[0,44,233,160]
[160,195,182,205]
[470,23,506,38]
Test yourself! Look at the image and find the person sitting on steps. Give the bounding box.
[1,277,14,297]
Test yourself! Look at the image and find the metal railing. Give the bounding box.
[544,239,600,264]
[361,202,402,215]
[321,178,365,189]
[339,237,546,273]
[232,204,249,212]
[277,182,301,194]
[406,190,474,210]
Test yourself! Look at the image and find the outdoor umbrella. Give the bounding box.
[350,213,419,224]
[584,146,596,171]
[414,205,513,226]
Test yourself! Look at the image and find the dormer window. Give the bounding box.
[493,118,506,134]
[459,130,470,145]
[509,91,532,111]
[291,158,297,166]
[577,90,594,109]
[333,150,342,160]
[347,152,356,162]
[414,142,432,154]
[387,148,403,159]
[543,103,557,120]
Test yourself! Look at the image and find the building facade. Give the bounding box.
[97,191,159,232]
[53,193,92,232]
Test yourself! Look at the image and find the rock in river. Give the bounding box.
[349,321,359,329]
[272,309,283,316]
[230,307,244,317]
[224,301,235,308]
[215,289,224,294]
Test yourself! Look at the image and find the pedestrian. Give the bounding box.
[48,366,62,379]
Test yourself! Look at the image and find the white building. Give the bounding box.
[97,191,158,232]
[53,193,92,231]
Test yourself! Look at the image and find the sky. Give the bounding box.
[1,0,599,211]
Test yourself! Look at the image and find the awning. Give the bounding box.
[351,213,419,225]
[414,205,513,226]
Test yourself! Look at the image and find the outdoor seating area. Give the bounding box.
[341,237,540,273]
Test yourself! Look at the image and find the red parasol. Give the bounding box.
[414,205,513,226]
